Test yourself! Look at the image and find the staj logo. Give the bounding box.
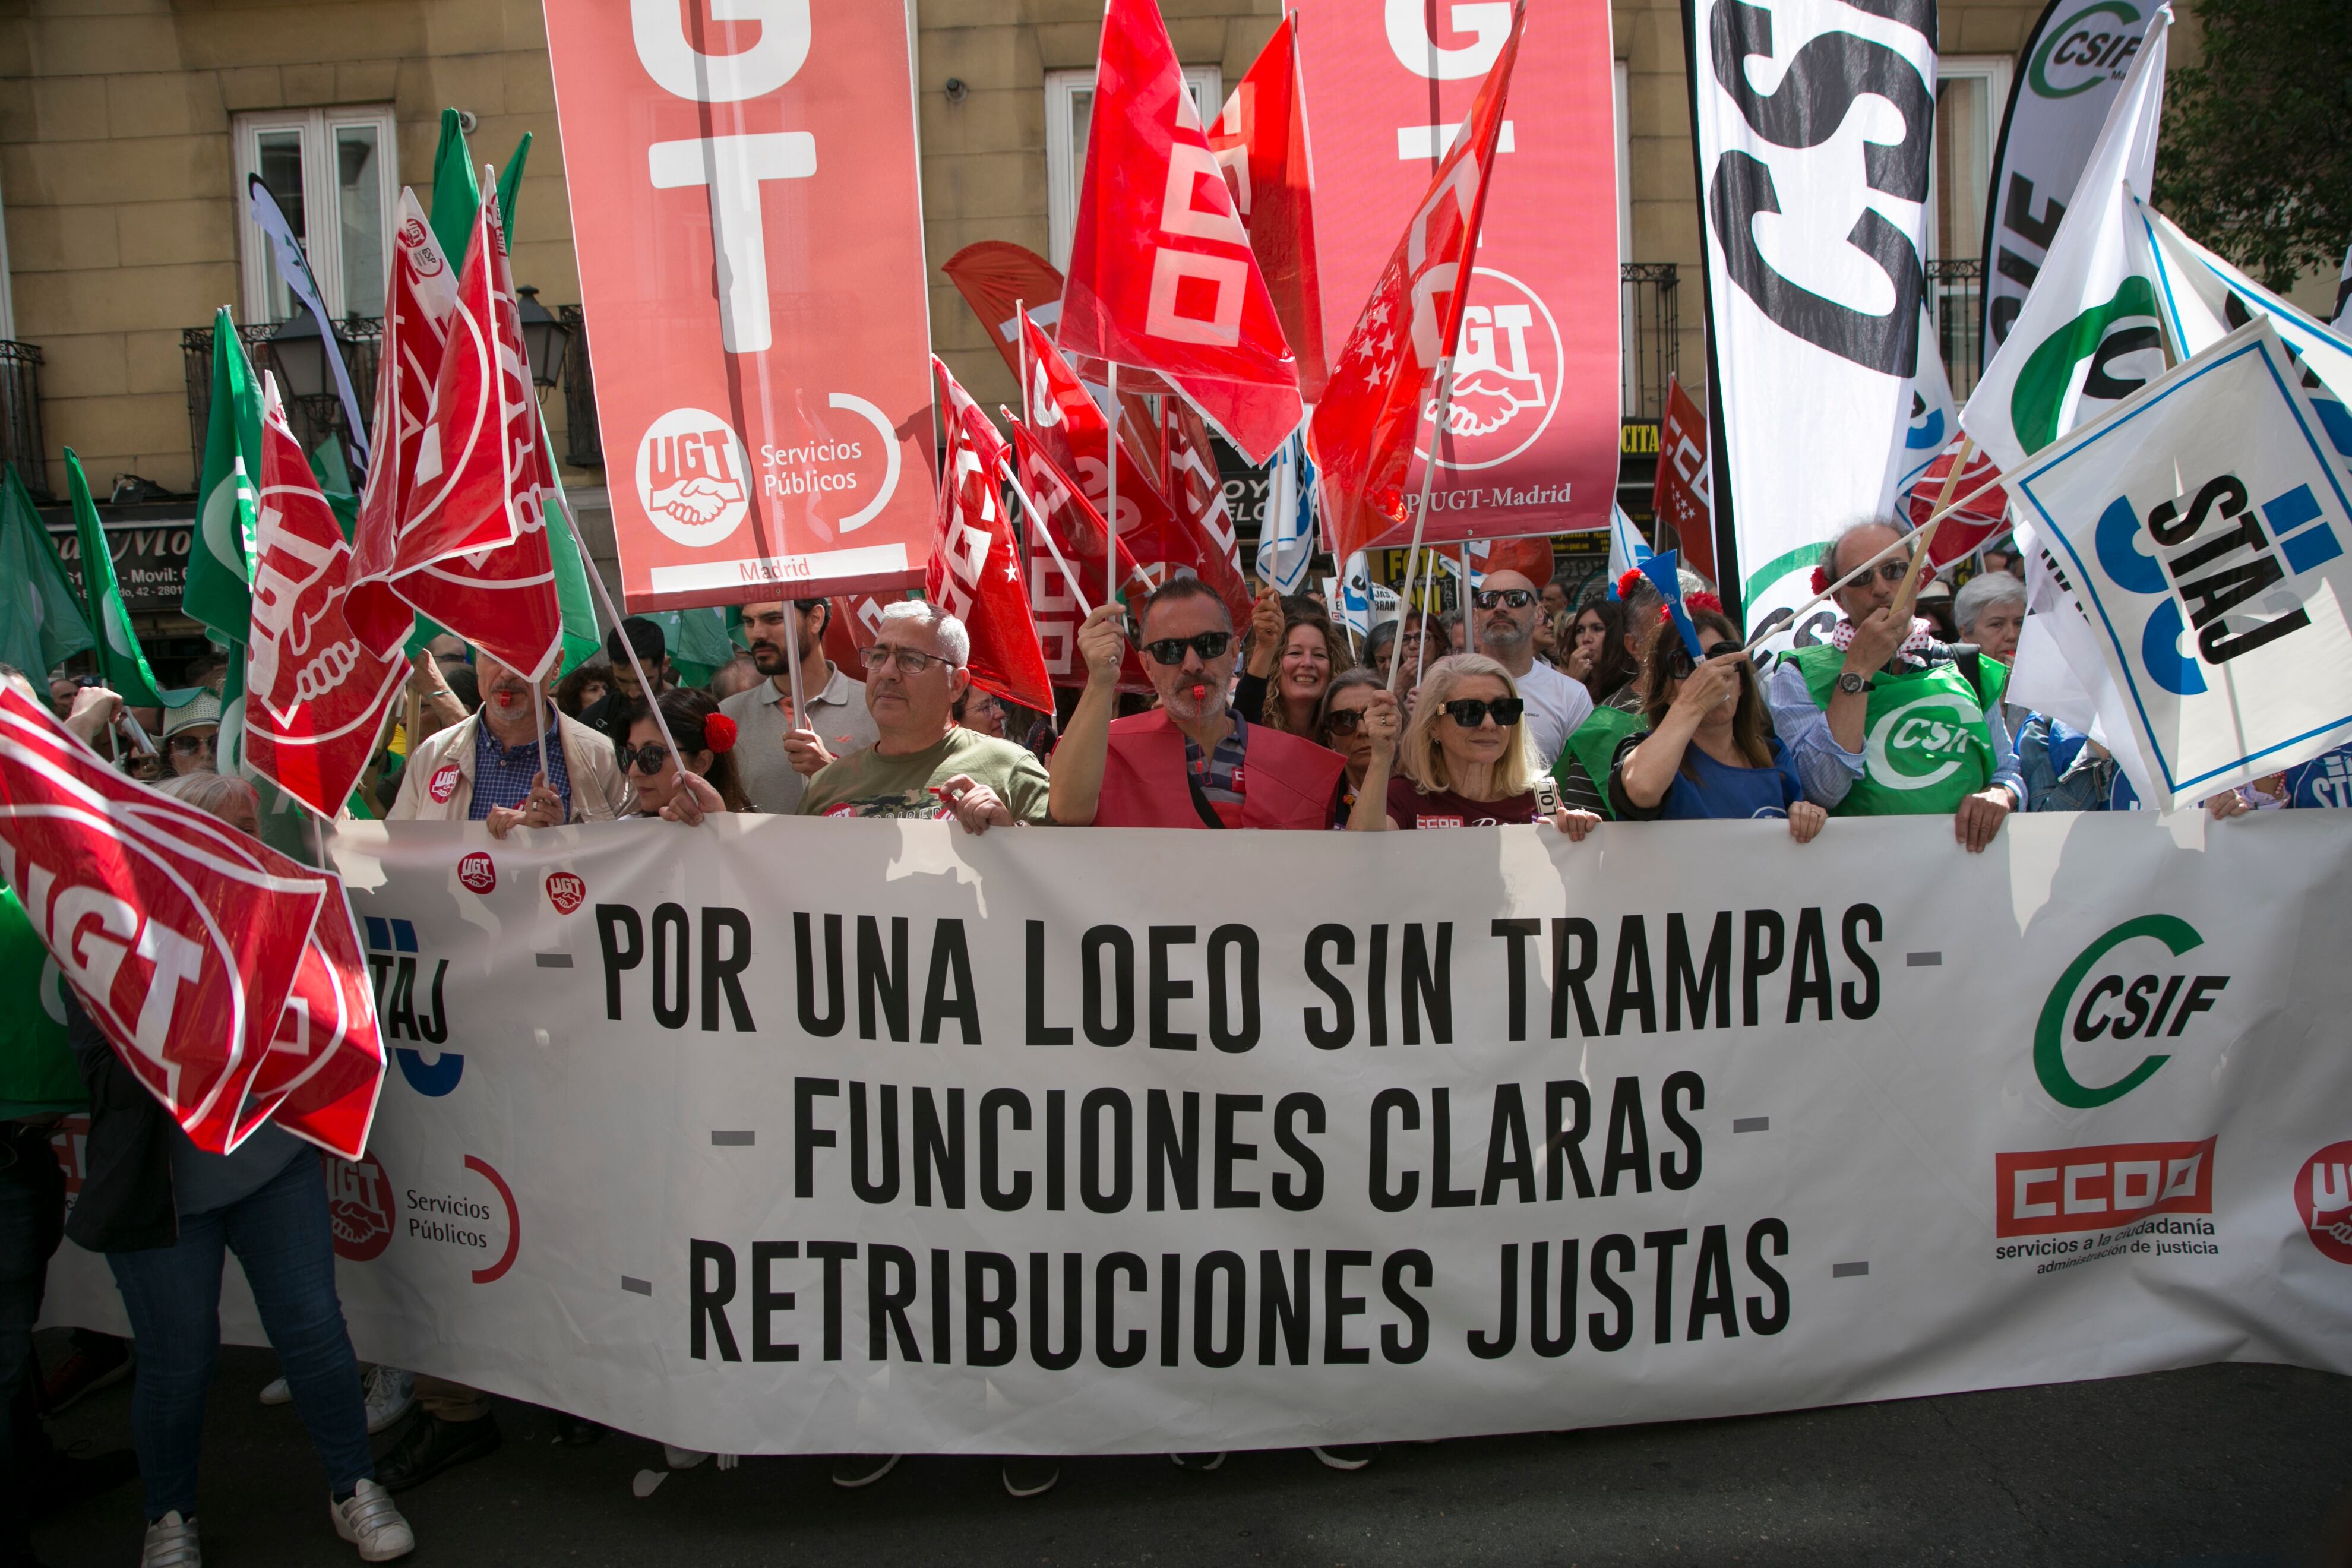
[1995,1136,2215,1237]
[2095,470,2344,697]
[2035,916,2230,1108]
[364,916,460,1097]
[2296,1142,2352,1265]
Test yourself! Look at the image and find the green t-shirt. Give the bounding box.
[0,885,85,1118]
[797,727,1053,823]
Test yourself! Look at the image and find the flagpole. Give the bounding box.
[1106,360,1120,611]
[532,678,552,799]
[782,605,808,722]
[575,545,687,774]
[1386,359,1456,691]
[1885,436,1976,629]
[1001,459,1096,617]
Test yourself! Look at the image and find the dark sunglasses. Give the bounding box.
[167,734,216,758]
[1472,589,1536,610]
[615,741,674,776]
[1440,696,1524,728]
[1664,641,1749,681]
[1143,631,1232,666]
[1322,709,1368,737]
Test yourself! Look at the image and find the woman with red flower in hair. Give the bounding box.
[1608,597,1825,838]
[615,688,754,820]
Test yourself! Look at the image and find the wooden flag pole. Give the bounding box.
[1885,435,1977,632]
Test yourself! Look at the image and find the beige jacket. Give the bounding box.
[389,709,634,823]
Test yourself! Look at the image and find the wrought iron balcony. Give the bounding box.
[181,318,381,486]
[1621,262,1680,421]
[1,339,49,500]
[1927,258,1986,401]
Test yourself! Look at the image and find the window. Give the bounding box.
[1044,66,1224,271]
[234,107,399,324]
[1929,57,2012,264]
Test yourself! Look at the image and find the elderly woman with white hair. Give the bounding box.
[1955,569,2029,739]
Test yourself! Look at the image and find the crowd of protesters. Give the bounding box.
[8,513,2343,1565]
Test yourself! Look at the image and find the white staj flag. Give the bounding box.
[1256,431,1315,595]
[1962,6,2170,474]
[2005,320,2352,810]
[1687,0,1949,634]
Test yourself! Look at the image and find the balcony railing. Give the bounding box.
[558,305,601,469]
[181,319,382,486]
[1,339,49,500]
[1621,262,1680,421]
[1928,258,1986,401]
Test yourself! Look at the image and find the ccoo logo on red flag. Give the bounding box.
[0,687,362,1155]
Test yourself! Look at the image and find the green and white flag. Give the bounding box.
[186,308,265,647]
[0,463,93,679]
[64,448,165,708]
[1962,6,2171,472]
[647,606,736,688]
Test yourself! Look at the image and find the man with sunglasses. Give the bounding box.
[796,600,1049,830]
[1049,577,1347,830]
[720,598,877,814]
[1470,568,1591,770]
[1766,519,2026,851]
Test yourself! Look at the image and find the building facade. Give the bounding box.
[0,0,2190,665]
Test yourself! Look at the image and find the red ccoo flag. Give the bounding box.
[244,375,408,819]
[941,241,1067,387]
[345,190,455,657]
[0,685,332,1153]
[1006,419,1158,696]
[393,184,562,682]
[930,359,1054,715]
[1652,376,1715,581]
[1058,0,1303,464]
[1308,4,1525,562]
[1209,15,1328,403]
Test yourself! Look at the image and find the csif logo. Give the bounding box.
[1866,693,1987,792]
[2035,916,2228,1108]
[2094,471,2343,696]
[363,916,461,1097]
[2029,2,2146,99]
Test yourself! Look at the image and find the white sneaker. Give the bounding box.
[331,1478,415,1562]
[258,1376,291,1405]
[142,1512,201,1567]
[362,1366,415,1434]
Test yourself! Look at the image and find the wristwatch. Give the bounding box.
[1836,671,1872,696]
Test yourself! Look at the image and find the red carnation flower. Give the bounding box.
[1809,564,1831,595]
[1686,591,1723,617]
[701,713,738,754]
[1614,568,1646,602]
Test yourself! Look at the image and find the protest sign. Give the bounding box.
[542,1,936,609]
[1290,0,1618,540]
[40,811,2352,1453]
[2007,321,2352,808]
[1685,0,1952,631]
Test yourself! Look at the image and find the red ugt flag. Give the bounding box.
[0,686,327,1153]
[1308,5,1525,563]
[345,189,457,657]
[1209,16,1329,403]
[244,376,408,819]
[928,359,1054,715]
[393,185,562,682]
[1058,0,1303,464]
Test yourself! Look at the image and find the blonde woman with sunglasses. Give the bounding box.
[1346,654,1602,838]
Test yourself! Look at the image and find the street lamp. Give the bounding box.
[267,310,330,401]
[516,286,571,393]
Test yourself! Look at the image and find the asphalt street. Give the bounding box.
[29,1341,2351,1567]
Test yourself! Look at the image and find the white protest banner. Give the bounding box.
[2007,321,2352,808]
[40,813,2352,1455]
[541,1,936,610]
[1981,0,2160,354]
[1683,0,1952,631]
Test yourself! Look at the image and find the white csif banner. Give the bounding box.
[40,815,2352,1455]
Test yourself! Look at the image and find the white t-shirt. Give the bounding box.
[1510,656,1593,772]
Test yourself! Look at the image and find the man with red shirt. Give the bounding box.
[1049,578,1346,830]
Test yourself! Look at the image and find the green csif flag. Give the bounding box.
[0,462,93,680]
[186,308,265,648]
[65,449,163,707]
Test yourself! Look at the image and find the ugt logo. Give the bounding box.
[363,916,461,1097]
[2035,916,2229,1108]
[637,408,752,548]
[2094,471,2343,695]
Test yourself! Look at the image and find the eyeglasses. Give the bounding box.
[167,734,216,758]
[1858,560,1910,584]
[1440,697,1524,728]
[860,644,956,675]
[615,741,673,776]
[1664,641,1750,681]
[1142,631,1233,666]
[1472,589,1536,610]
[1322,708,1368,737]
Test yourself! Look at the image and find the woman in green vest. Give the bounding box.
[1763,520,2026,852]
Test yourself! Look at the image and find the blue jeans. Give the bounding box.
[1,1121,66,1562]
[106,1153,372,1520]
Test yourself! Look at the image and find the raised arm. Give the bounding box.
[1047,604,1127,827]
